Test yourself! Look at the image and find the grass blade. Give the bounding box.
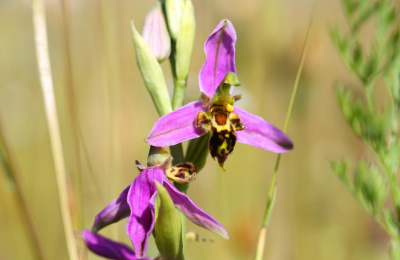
[31,0,78,258]
[253,1,318,259]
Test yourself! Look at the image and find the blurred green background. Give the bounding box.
[0,0,395,259]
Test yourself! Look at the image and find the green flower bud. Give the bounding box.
[175,0,195,83]
[165,0,185,40]
[142,4,171,62]
[154,182,183,260]
[131,21,172,117]
[147,146,171,167]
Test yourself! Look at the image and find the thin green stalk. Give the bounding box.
[168,40,185,170]
[0,119,45,260]
[365,83,376,114]
[253,1,317,259]
[170,144,185,165]
[170,34,188,111]
[31,0,78,258]
[168,33,187,260]
[172,79,187,111]
[385,161,400,218]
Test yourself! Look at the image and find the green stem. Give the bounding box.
[388,70,399,147]
[170,144,185,165]
[170,40,187,111]
[365,83,376,114]
[167,31,189,260]
[261,155,281,227]
[168,38,186,185]
[253,1,317,259]
[31,0,78,258]
[387,170,400,216]
[172,78,187,111]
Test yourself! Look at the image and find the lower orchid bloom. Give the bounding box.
[90,155,228,258]
[146,19,293,169]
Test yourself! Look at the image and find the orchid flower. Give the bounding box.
[81,230,153,260]
[146,19,293,169]
[90,156,228,258]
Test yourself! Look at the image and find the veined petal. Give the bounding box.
[92,185,131,233]
[126,168,164,258]
[162,175,229,239]
[81,230,151,260]
[146,101,205,146]
[199,19,237,97]
[234,107,293,152]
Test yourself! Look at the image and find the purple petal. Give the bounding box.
[92,185,131,233]
[199,19,237,97]
[146,101,205,146]
[126,168,164,258]
[234,107,293,152]
[81,230,151,260]
[162,175,229,239]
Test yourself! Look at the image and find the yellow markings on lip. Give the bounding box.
[166,163,197,184]
[194,72,247,169]
[225,103,234,112]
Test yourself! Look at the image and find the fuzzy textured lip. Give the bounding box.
[146,19,293,169]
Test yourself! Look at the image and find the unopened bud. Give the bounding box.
[147,146,171,167]
[165,0,185,40]
[143,4,171,62]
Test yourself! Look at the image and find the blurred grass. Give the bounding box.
[0,0,394,259]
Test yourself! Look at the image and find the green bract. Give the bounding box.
[131,21,172,117]
[154,182,184,260]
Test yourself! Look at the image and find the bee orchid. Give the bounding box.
[146,19,293,169]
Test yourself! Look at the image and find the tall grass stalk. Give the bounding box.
[98,0,123,241]
[59,0,86,232]
[0,119,45,260]
[253,1,318,259]
[31,0,78,258]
